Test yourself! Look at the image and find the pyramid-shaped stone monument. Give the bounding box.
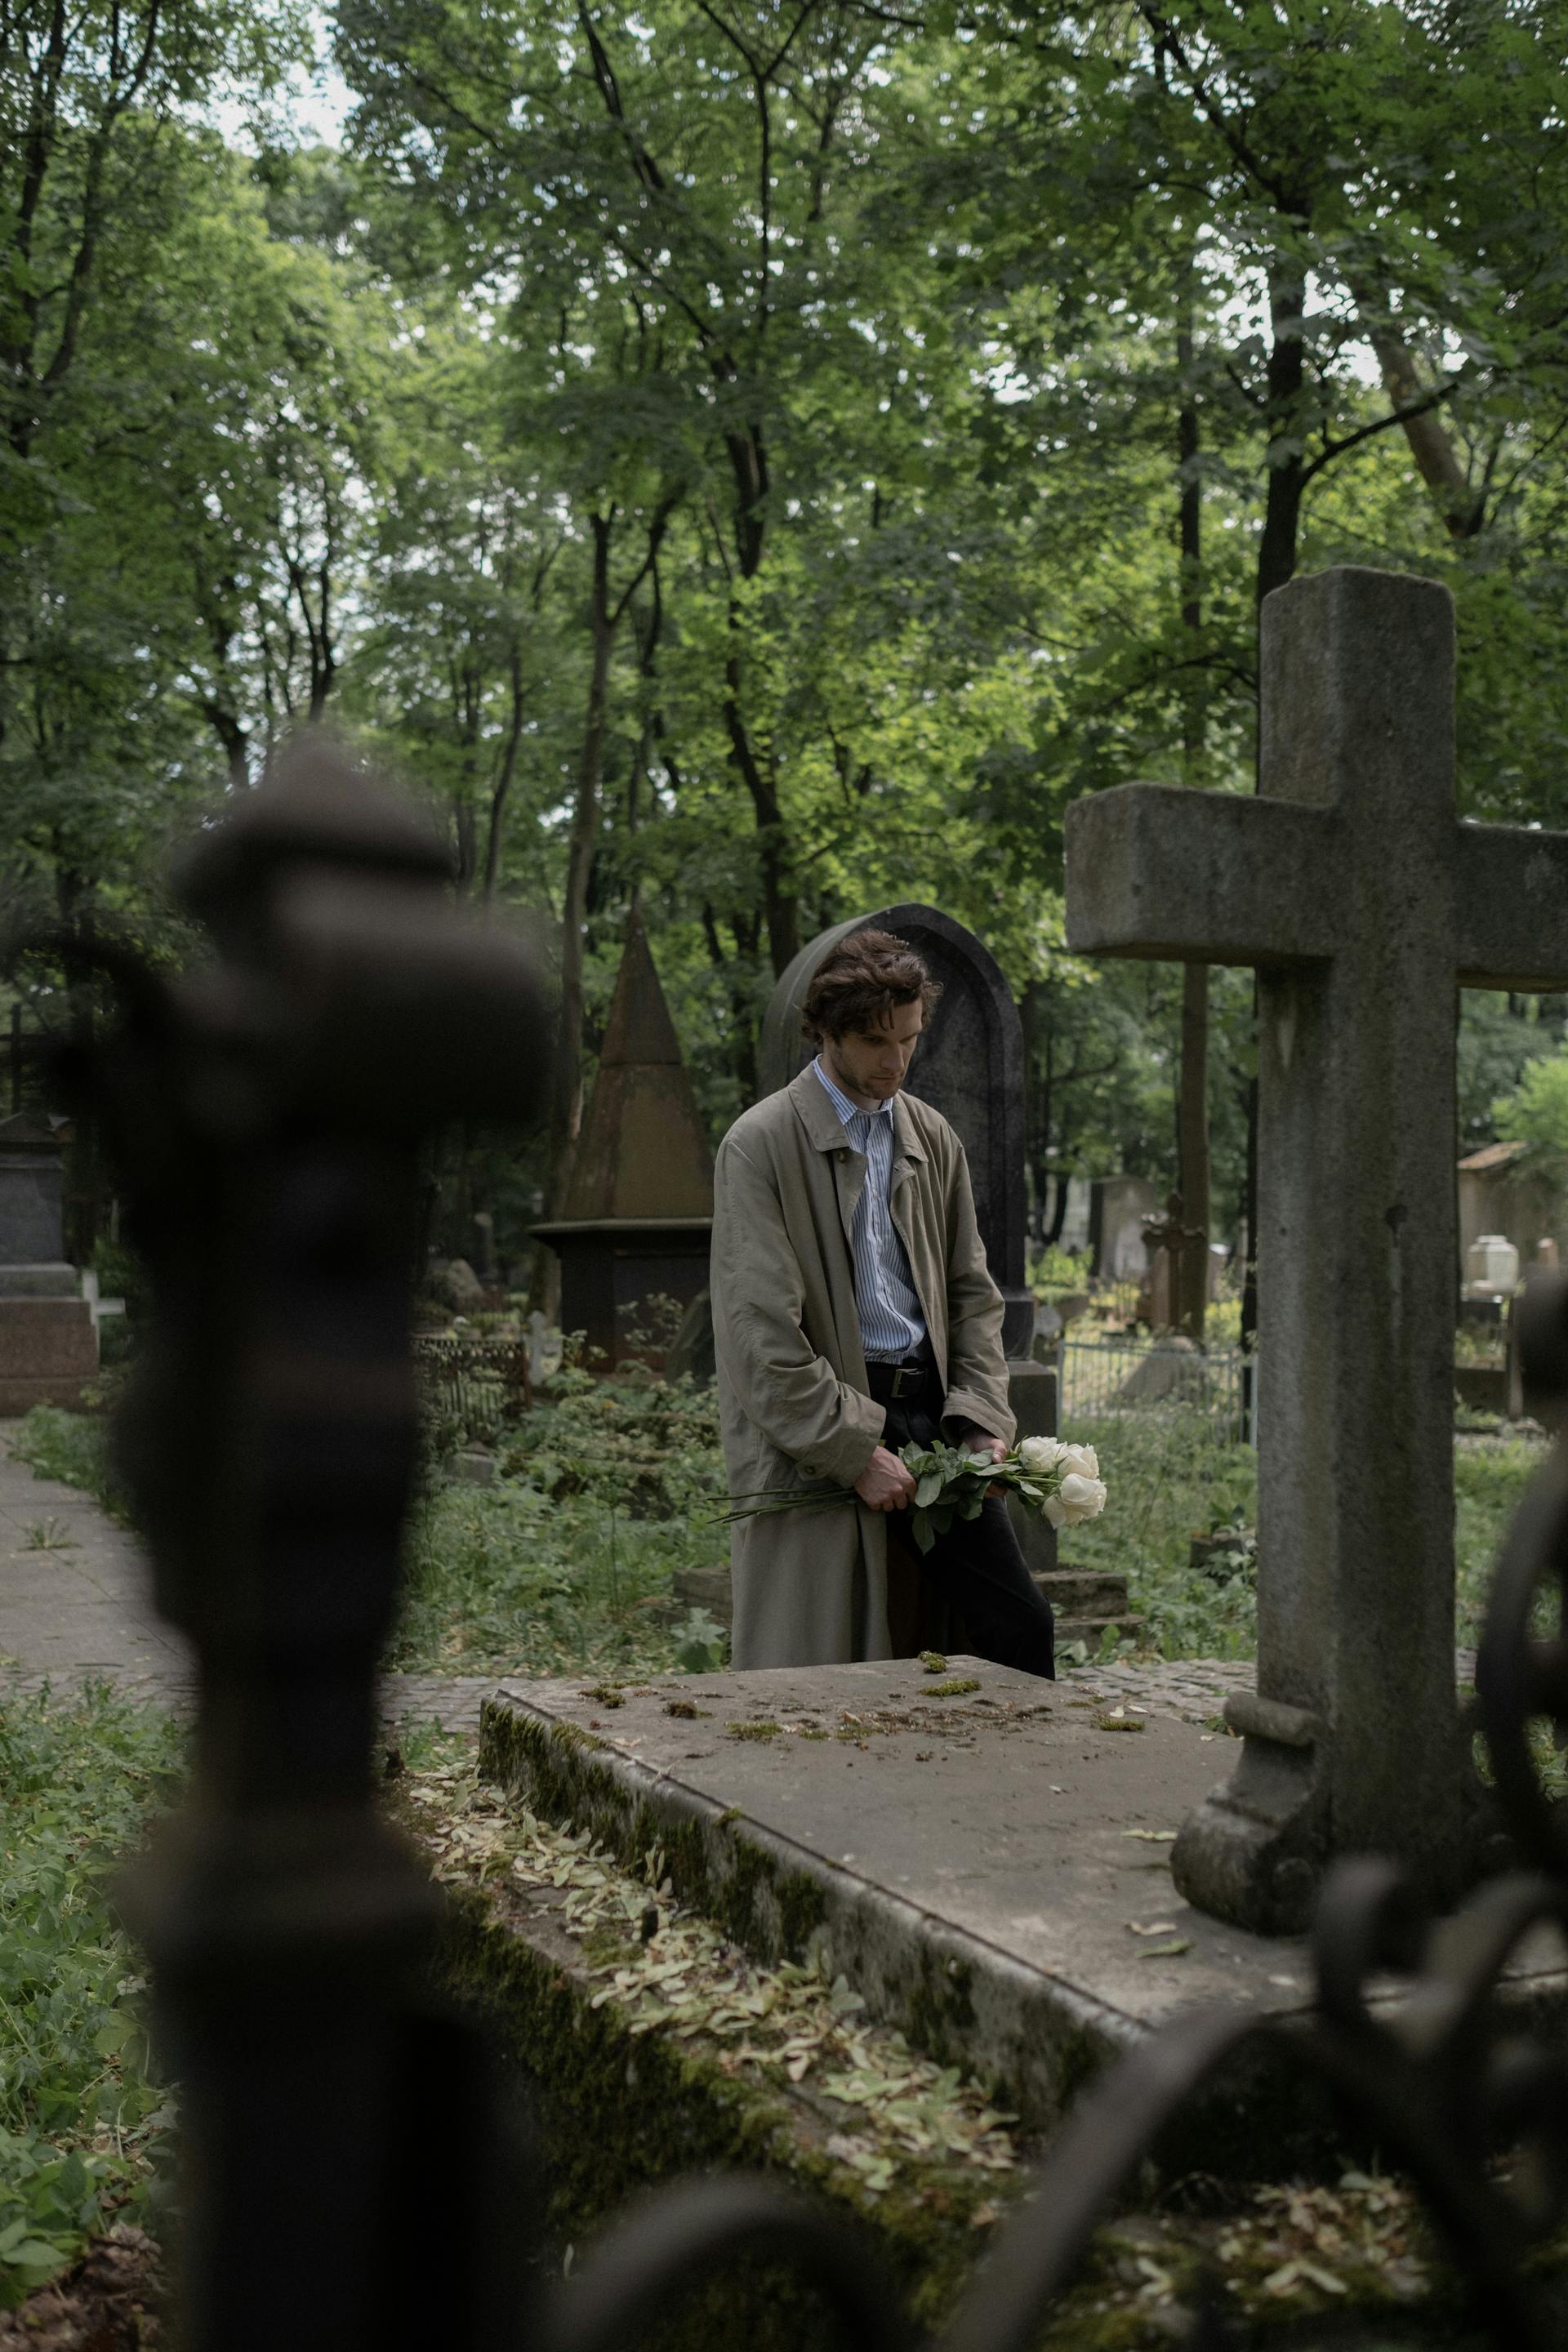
[533,908,712,1370]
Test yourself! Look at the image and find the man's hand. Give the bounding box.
[854,1445,918,1512]
[961,1429,1007,1497]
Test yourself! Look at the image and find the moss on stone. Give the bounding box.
[405,1744,1529,2351]
[426,1838,1016,2345]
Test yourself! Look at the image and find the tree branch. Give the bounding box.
[1300,377,1463,487]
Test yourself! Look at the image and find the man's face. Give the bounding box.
[822,998,925,1105]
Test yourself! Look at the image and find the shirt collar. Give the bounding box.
[812,1054,893,1129]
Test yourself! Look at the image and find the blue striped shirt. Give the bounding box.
[812,1057,929,1361]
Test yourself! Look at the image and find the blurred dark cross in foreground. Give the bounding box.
[87,742,550,2350]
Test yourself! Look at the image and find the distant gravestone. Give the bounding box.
[1067,564,1568,1934]
[1089,1174,1162,1282]
[0,1111,96,1413]
[0,1111,68,1267]
[760,906,1031,1358]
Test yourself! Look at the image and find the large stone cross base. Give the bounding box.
[1169,1692,1493,1937]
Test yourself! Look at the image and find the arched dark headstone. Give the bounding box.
[760,906,1031,1355]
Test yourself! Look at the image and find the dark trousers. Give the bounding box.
[868,1362,1055,1682]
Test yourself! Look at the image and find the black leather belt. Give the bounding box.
[865,1348,937,1401]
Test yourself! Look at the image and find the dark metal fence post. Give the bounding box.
[80,743,548,2352]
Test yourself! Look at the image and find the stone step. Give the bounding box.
[1055,1614,1145,1649]
[673,1563,733,1627]
[1033,1566,1129,1617]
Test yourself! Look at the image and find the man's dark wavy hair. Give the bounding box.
[800,929,942,1045]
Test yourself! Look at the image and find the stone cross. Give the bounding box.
[1067,565,1568,1936]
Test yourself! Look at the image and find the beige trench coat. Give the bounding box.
[710,1066,1015,1669]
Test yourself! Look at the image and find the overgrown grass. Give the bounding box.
[11,1390,1548,1678]
[6,1408,123,1521]
[391,1361,731,1677]
[0,1686,183,2308]
[1454,1436,1548,1647]
[1061,1410,1259,1659]
[1062,1410,1545,1659]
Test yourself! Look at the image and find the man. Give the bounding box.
[710,927,1055,1676]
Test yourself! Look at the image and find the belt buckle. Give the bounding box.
[892,1364,919,1398]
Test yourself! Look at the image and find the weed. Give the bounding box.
[1060,1408,1544,1659]
[391,1365,732,1680]
[0,1685,185,2306]
[20,1519,77,1552]
[8,1412,125,1523]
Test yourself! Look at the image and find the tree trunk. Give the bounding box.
[1242,256,1307,1368]
[547,514,617,1224]
[1176,276,1211,1343]
[1178,964,1210,1339]
[203,701,251,793]
[482,640,527,909]
[724,638,799,976]
[1256,262,1307,608]
[701,902,761,1104]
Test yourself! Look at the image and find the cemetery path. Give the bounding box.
[0,1429,1478,1734]
[0,1428,494,1734]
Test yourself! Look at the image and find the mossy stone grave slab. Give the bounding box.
[479,1655,1568,2169]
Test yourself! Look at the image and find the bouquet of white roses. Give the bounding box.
[717,1435,1107,1556]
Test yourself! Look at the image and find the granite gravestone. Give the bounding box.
[533,908,713,1374]
[0,1110,68,1267]
[0,1111,97,1412]
[761,906,1032,1357]
[1067,563,1568,1935]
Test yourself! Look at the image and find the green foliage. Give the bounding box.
[0,1687,184,2307]
[11,0,1568,1261]
[1062,1412,1261,1660]
[1061,1411,1541,1659]
[1454,1439,1547,1648]
[1028,1244,1093,1297]
[1494,1046,1568,1156]
[499,1358,723,1523]
[7,1409,124,1522]
[1459,993,1568,1152]
[394,1367,730,1677]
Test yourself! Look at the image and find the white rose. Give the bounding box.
[1018,1436,1065,1475]
[1044,1472,1107,1528]
[1054,1442,1099,1482]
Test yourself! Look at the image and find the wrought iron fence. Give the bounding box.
[1058,1334,1253,1441]
[412,1332,532,1446]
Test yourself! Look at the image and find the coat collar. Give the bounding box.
[786,1063,927,1163]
